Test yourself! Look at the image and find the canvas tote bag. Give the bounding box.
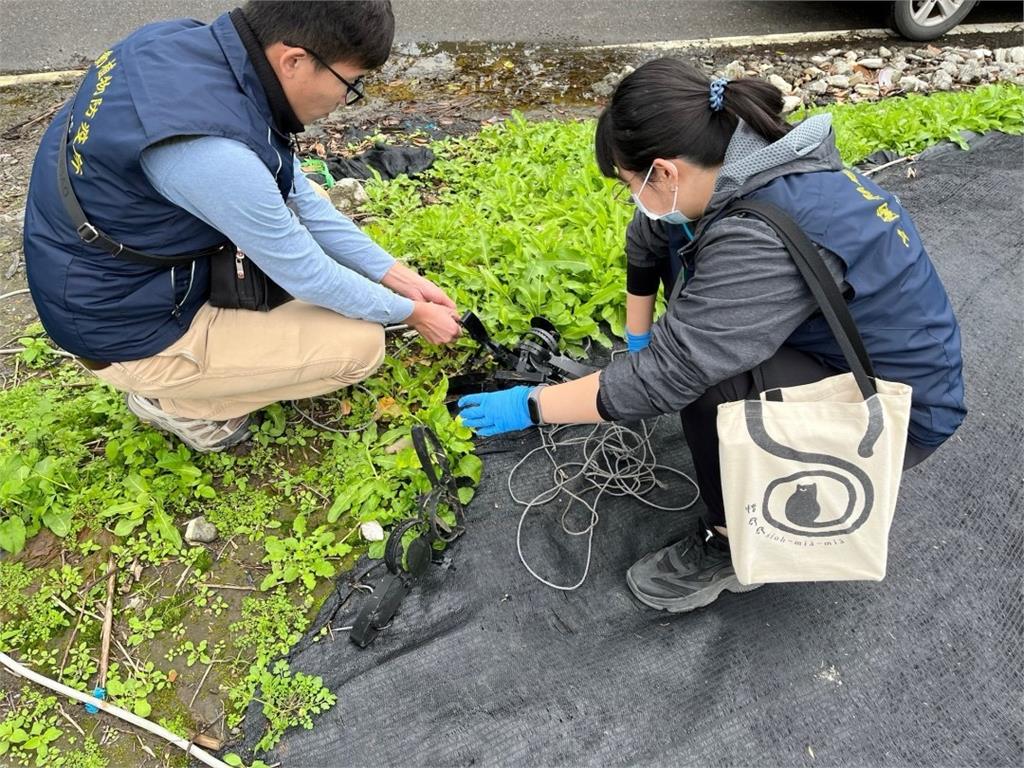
[715,201,912,584]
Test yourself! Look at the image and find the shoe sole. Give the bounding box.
[125,395,251,454]
[625,569,762,614]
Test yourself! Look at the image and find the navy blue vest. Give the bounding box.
[730,168,966,447]
[23,13,295,361]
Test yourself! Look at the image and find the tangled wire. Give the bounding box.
[509,419,700,591]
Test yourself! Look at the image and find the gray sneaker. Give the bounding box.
[626,519,762,613]
[125,394,252,453]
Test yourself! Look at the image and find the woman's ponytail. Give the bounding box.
[595,58,792,179]
[716,77,790,143]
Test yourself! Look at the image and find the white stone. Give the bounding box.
[971,48,992,60]
[857,57,885,69]
[899,74,929,93]
[805,79,829,95]
[878,46,893,58]
[125,595,145,612]
[360,521,385,541]
[591,65,635,98]
[848,72,866,87]
[810,54,830,66]
[844,51,858,61]
[932,70,955,90]
[769,74,793,93]
[803,66,825,78]
[833,59,854,75]
[782,95,804,113]
[1009,47,1024,65]
[958,60,986,84]
[826,75,850,88]
[724,60,746,80]
[185,516,218,544]
[329,178,369,212]
[877,67,896,88]
[854,84,880,97]
[940,60,960,75]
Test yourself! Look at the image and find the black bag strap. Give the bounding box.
[722,200,877,400]
[57,107,211,267]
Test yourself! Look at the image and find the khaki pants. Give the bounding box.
[94,301,385,420]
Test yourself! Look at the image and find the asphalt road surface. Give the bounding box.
[1,0,1020,72]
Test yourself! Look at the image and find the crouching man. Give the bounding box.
[23,0,460,452]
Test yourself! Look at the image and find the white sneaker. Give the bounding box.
[125,394,252,453]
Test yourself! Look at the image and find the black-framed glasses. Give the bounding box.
[285,42,366,105]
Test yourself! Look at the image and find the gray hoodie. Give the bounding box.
[599,114,848,420]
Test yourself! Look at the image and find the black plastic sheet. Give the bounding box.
[240,132,1023,767]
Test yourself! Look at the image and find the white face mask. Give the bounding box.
[632,163,696,225]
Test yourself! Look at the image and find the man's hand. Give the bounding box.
[382,262,457,309]
[457,386,533,437]
[407,301,461,344]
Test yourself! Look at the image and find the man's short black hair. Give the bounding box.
[242,1,395,69]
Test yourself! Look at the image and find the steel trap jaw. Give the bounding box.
[350,425,467,648]
[459,310,596,384]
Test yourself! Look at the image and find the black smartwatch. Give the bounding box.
[526,385,547,426]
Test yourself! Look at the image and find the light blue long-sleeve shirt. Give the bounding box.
[139,135,414,324]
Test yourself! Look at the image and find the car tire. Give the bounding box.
[891,0,979,41]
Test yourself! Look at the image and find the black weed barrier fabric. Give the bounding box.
[238,133,1023,767]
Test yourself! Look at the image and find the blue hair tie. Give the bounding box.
[709,78,729,112]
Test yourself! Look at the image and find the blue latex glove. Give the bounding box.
[626,329,652,353]
[85,686,105,714]
[457,386,533,437]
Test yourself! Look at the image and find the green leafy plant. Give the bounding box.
[795,82,1024,164]
[103,661,170,718]
[260,516,353,591]
[226,592,312,729]
[0,689,63,767]
[126,607,164,646]
[252,660,337,753]
[15,324,57,369]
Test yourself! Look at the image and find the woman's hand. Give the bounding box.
[457,386,533,437]
[626,329,652,352]
[625,292,656,353]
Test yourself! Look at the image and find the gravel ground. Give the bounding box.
[1,32,1022,372]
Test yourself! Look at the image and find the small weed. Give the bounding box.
[252,660,337,753]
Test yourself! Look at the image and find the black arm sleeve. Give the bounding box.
[626,262,662,296]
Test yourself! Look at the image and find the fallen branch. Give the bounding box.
[98,555,117,690]
[193,733,224,751]
[0,102,62,139]
[78,562,120,596]
[56,703,85,736]
[57,601,88,682]
[862,154,916,176]
[0,288,31,303]
[53,596,103,624]
[112,637,143,676]
[0,347,77,359]
[204,583,256,592]
[189,660,217,709]
[0,651,231,768]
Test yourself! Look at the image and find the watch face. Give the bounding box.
[527,394,541,425]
